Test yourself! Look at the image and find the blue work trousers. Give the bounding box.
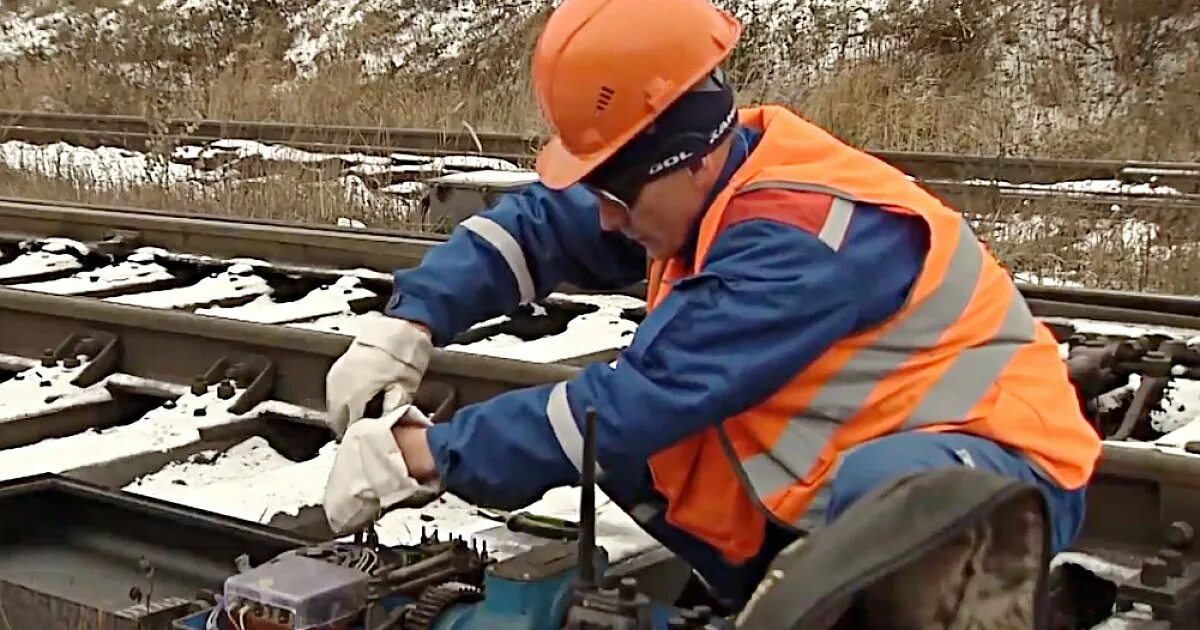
[602,431,1087,611]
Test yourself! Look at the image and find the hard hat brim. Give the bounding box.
[534,134,615,190]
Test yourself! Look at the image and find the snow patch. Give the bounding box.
[430,170,539,187]
[1051,551,1140,585]
[0,358,110,425]
[0,381,253,482]
[195,275,375,324]
[1095,374,1140,415]
[183,139,393,166]
[11,249,174,295]
[0,140,207,189]
[380,181,427,196]
[445,292,643,364]
[105,263,270,309]
[126,440,337,523]
[433,155,521,172]
[38,237,90,256]
[448,309,636,363]
[0,249,83,280]
[0,9,64,60]
[1149,379,1200,434]
[963,178,1185,197]
[1050,318,1200,341]
[124,436,295,495]
[1088,604,1155,629]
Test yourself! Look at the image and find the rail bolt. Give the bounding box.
[190,376,208,395]
[217,382,236,400]
[1166,521,1194,549]
[1158,549,1184,577]
[1143,351,1173,377]
[1141,557,1168,587]
[63,356,81,369]
[618,577,638,601]
[40,349,55,367]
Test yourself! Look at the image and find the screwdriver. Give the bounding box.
[477,508,579,540]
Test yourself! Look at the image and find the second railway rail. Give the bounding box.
[3,109,1199,192]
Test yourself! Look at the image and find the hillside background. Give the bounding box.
[2,0,1197,159]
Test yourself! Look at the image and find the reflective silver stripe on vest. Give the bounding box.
[797,218,984,425]
[903,282,1036,428]
[726,218,1026,529]
[545,382,604,476]
[720,425,843,535]
[736,181,856,251]
[741,418,839,498]
[459,215,535,303]
[819,198,854,251]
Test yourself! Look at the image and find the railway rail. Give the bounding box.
[1,196,1194,321]
[0,198,1198,627]
[420,168,1200,232]
[3,109,1200,193]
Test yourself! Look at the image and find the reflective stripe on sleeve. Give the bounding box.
[460,215,536,303]
[544,382,604,476]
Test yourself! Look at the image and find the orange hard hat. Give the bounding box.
[531,0,743,190]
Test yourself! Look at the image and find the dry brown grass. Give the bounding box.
[0,161,424,229]
[0,0,1198,293]
[971,200,1200,295]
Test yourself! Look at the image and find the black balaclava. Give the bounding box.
[582,68,737,206]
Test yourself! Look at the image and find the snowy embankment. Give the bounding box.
[0,137,526,227]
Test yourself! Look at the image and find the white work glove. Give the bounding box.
[326,312,432,439]
[324,404,441,535]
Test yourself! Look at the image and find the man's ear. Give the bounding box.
[688,152,718,185]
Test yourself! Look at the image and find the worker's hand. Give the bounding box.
[323,404,442,535]
[326,313,432,439]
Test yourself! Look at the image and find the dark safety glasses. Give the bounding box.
[580,178,638,213]
[585,184,633,213]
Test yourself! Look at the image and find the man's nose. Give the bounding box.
[597,200,628,232]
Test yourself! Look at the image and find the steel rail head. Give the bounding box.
[5,196,1200,323]
[0,287,578,410]
[0,197,444,273]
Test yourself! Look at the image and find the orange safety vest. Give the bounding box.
[645,105,1102,564]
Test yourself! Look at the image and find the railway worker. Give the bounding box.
[322,0,1103,612]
